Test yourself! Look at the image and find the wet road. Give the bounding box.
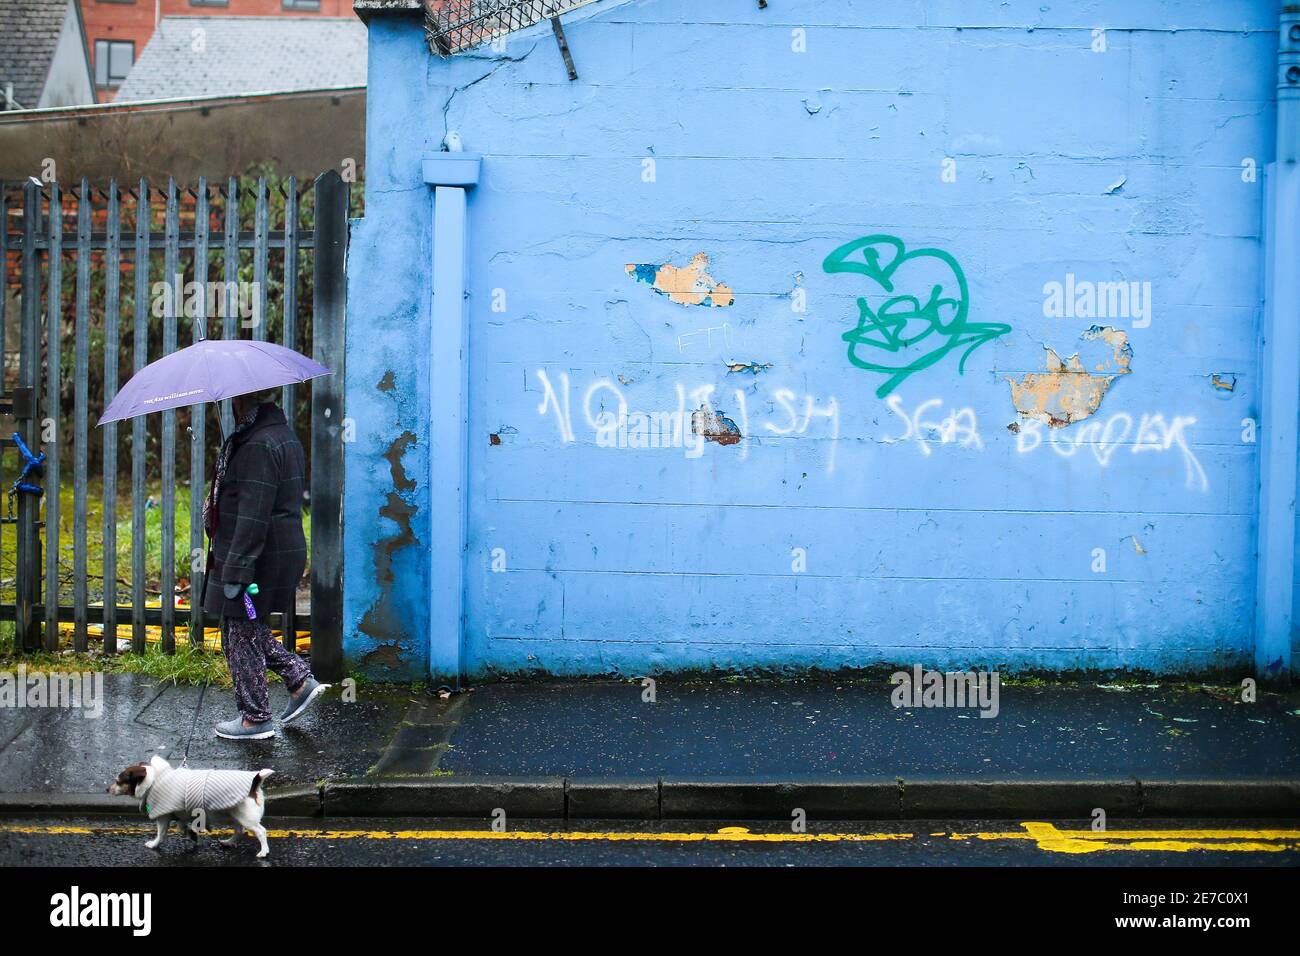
[1,816,1297,866]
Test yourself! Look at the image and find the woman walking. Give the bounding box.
[203,388,328,740]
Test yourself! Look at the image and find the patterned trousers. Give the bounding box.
[221,617,311,724]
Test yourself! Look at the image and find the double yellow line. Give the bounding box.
[947,822,1300,854]
[1,821,1298,854]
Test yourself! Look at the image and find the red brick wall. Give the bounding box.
[80,0,353,102]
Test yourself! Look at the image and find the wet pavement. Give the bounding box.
[0,814,1295,866]
[0,674,411,793]
[437,679,1300,778]
[1,673,1298,801]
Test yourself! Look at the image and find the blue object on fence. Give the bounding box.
[7,432,45,517]
[243,582,259,620]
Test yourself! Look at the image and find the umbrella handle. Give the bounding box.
[243,582,260,620]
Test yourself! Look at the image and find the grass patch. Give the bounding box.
[111,642,231,687]
[0,642,231,687]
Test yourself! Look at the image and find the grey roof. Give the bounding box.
[115,16,367,103]
[0,0,82,109]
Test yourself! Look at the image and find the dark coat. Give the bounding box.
[202,403,307,620]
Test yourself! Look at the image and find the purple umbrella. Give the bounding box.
[97,338,332,427]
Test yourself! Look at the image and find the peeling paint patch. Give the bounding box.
[358,430,419,651]
[377,370,396,392]
[1211,373,1236,392]
[1006,326,1132,428]
[361,641,407,670]
[626,253,735,307]
[1130,535,1146,555]
[384,431,418,493]
[489,433,501,445]
[690,404,742,445]
[726,360,773,375]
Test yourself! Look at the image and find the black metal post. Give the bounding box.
[309,171,348,682]
[16,180,42,652]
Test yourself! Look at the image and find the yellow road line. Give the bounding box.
[941,827,1300,842]
[0,821,1296,854]
[947,826,1300,841]
[0,822,910,843]
[952,822,1300,854]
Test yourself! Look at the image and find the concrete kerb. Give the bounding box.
[4,777,1297,821]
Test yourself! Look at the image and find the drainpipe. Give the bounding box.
[423,148,481,687]
[1256,7,1300,685]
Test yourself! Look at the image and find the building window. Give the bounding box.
[189,0,229,7]
[283,0,322,9]
[94,39,134,88]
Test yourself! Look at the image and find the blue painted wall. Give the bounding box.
[345,0,1284,680]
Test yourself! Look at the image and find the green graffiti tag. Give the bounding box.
[823,235,1010,398]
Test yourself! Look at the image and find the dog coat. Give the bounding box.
[138,765,262,820]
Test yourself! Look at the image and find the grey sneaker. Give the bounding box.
[214,717,275,740]
[280,677,330,725]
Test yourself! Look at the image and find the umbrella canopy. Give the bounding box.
[97,339,331,427]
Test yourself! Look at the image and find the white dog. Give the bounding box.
[109,755,275,858]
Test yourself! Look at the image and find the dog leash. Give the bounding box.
[180,680,209,769]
